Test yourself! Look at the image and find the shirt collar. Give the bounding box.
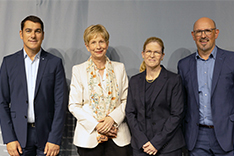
[24,49,41,60]
[195,46,217,60]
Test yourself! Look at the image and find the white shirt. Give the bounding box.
[24,49,41,123]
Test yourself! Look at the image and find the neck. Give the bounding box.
[25,49,40,61]
[91,56,106,69]
[198,51,212,60]
[198,46,215,60]
[146,65,162,80]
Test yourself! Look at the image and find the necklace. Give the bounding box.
[96,66,105,70]
[145,67,161,83]
[145,76,157,83]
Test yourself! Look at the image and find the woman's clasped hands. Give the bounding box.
[96,116,118,138]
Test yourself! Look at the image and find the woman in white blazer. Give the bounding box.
[69,24,131,156]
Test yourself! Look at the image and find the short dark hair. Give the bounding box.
[21,15,44,31]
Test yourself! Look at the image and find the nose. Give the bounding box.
[150,52,155,57]
[201,31,206,38]
[96,43,101,49]
[31,32,36,38]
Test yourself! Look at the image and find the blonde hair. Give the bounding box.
[83,24,109,45]
[140,37,164,72]
[139,61,146,73]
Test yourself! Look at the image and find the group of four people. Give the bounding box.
[0,15,234,156]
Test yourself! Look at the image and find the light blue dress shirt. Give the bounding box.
[24,49,41,123]
[196,46,217,126]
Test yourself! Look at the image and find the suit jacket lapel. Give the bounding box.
[139,71,146,107]
[211,48,225,96]
[17,50,28,98]
[190,55,199,105]
[149,66,167,108]
[34,49,48,98]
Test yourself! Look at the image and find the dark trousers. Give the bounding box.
[77,139,132,156]
[189,127,234,156]
[20,124,46,156]
[133,147,182,156]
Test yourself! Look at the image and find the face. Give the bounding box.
[85,34,109,60]
[20,20,44,54]
[191,17,219,54]
[142,42,164,69]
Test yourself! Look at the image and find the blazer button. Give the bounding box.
[152,122,156,125]
[24,116,27,119]
[26,100,28,103]
[151,108,154,111]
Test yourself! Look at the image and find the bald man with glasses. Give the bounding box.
[178,17,234,156]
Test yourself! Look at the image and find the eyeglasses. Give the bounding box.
[193,28,216,37]
[145,50,162,56]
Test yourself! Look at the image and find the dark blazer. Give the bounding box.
[125,66,185,154]
[178,47,234,152]
[0,49,68,148]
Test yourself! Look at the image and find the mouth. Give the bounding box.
[95,50,103,54]
[29,40,37,43]
[148,59,156,62]
[199,38,209,46]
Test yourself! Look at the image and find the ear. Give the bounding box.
[191,31,196,41]
[215,29,219,39]
[141,51,145,59]
[85,43,90,52]
[20,30,23,40]
[161,53,165,60]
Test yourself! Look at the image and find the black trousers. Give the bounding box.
[133,147,182,156]
[77,139,132,156]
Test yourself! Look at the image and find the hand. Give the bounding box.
[142,141,157,155]
[6,141,22,156]
[106,126,118,138]
[96,116,114,134]
[44,142,60,156]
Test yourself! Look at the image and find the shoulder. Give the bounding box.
[2,50,22,61]
[129,71,144,84]
[217,47,234,56]
[178,53,196,65]
[111,61,125,69]
[162,66,181,81]
[72,61,88,70]
[165,68,179,78]
[216,47,234,69]
[42,50,62,62]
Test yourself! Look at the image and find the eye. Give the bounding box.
[25,29,31,33]
[35,29,42,33]
[90,41,96,44]
[155,51,161,54]
[204,29,212,33]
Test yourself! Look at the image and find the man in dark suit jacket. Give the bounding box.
[0,15,67,156]
[178,17,234,155]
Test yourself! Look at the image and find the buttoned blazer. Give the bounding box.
[125,66,185,153]
[0,49,68,148]
[68,60,131,148]
[178,47,234,152]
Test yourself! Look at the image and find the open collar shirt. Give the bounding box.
[196,46,217,126]
[24,49,41,123]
